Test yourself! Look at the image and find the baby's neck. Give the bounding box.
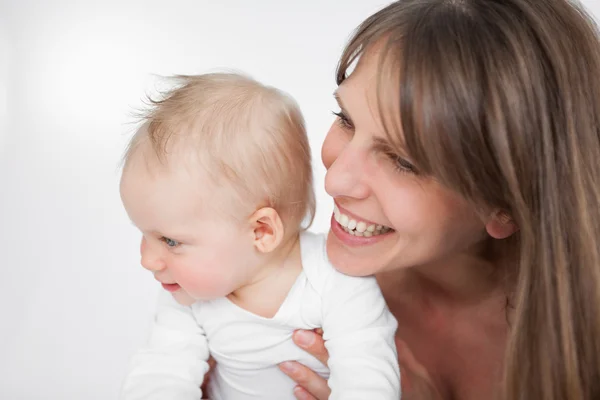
[227,234,303,318]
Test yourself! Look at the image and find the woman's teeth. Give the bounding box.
[333,205,392,237]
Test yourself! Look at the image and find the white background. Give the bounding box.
[1,0,599,398]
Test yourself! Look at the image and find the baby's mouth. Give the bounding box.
[161,283,181,292]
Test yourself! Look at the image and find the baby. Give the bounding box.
[119,73,400,399]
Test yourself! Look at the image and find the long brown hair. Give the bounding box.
[337,0,600,398]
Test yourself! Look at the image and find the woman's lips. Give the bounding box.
[330,215,392,247]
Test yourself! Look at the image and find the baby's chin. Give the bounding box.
[172,290,196,306]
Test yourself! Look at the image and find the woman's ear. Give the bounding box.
[485,209,519,239]
[249,207,284,253]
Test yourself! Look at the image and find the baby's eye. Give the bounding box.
[161,237,180,248]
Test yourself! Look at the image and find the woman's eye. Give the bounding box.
[161,237,180,248]
[388,153,417,174]
[332,110,353,130]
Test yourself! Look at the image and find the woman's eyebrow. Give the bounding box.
[372,137,397,154]
[333,90,355,124]
[373,136,413,160]
[333,90,345,108]
[372,136,392,149]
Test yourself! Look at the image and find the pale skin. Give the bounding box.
[123,55,517,398]
[277,53,518,400]
[120,144,305,318]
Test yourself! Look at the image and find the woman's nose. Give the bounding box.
[140,237,166,272]
[324,143,371,200]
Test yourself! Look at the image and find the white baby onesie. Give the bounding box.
[121,231,400,399]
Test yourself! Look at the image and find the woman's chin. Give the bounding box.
[326,232,388,277]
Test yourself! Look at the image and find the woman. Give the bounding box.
[278,0,600,399]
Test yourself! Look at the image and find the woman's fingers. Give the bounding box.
[279,361,331,400]
[292,329,329,366]
[200,356,217,394]
[293,386,319,400]
[279,329,331,399]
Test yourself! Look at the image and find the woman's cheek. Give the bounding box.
[321,125,345,169]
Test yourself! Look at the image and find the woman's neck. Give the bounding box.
[378,244,507,306]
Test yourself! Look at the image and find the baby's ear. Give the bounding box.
[249,207,284,253]
[485,209,519,239]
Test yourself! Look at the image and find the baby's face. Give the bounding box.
[120,155,260,305]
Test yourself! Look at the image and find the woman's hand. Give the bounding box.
[278,329,331,400]
[200,356,217,398]
[279,329,442,400]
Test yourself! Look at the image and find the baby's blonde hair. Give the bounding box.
[124,73,315,232]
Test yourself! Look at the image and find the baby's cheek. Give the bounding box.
[184,268,233,299]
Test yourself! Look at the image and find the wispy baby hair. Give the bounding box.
[125,72,315,231]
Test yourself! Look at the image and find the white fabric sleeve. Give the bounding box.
[321,272,401,400]
[120,291,210,400]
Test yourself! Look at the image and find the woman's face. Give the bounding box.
[322,55,488,276]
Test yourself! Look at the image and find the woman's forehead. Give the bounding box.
[337,61,380,114]
[342,56,403,130]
